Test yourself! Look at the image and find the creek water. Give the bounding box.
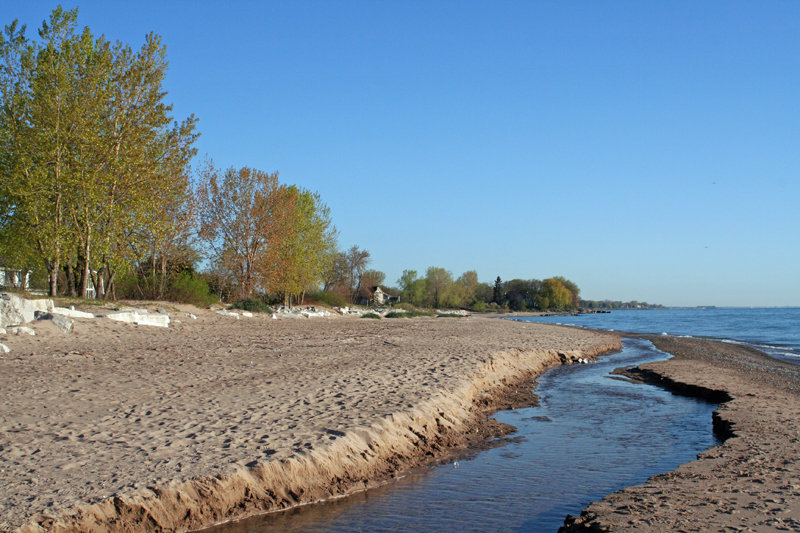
[211,338,721,532]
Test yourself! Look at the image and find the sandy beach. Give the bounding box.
[562,334,800,532]
[0,309,618,532]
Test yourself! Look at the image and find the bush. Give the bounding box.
[308,290,347,308]
[385,310,433,319]
[229,298,272,313]
[437,313,464,318]
[470,301,487,313]
[168,271,217,307]
[361,312,381,319]
[394,302,414,311]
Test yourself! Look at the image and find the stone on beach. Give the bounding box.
[0,292,54,328]
[35,311,75,334]
[7,325,35,336]
[105,310,170,328]
[52,307,97,319]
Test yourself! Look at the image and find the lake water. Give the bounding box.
[513,307,800,365]
[211,338,721,532]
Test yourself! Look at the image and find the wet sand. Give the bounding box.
[562,334,800,532]
[0,311,618,532]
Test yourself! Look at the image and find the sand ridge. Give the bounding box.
[0,311,619,532]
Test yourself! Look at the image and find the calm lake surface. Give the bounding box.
[513,307,800,365]
[212,338,721,533]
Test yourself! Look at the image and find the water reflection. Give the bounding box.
[210,338,721,532]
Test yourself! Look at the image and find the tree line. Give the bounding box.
[0,7,337,305]
[0,8,584,311]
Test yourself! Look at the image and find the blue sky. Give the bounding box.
[6,1,799,306]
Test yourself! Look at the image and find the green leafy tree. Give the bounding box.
[0,7,198,297]
[492,276,504,304]
[276,187,338,305]
[425,266,453,308]
[539,277,574,309]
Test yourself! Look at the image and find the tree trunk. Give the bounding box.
[159,255,168,299]
[48,257,59,297]
[80,230,92,298]
[107,270,116,300]
[64,263,77,297]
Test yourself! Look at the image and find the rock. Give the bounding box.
[155,307,170,315]
[0,293,54,327]
[216,310,240,319]
[35,312,75,334]
[52,307,97,319]
[52,314,75,333]
[106,311,170,328]
[241,311,253,318]
[180,312,197,320]
[0,327,5,335]
[8,326,36,336]
[0,343,9,353]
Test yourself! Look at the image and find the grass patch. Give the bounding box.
[385,310,434,319]
[361,312,381,319]
[308,290,347,308]
[229,299,273,313]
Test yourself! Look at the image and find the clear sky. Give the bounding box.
[5,1,799,306]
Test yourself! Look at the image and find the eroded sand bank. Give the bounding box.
[562,335,800,532]
[0,312,618,532]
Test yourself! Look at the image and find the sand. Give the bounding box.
[0,310,618,532]
[562,335,800,532]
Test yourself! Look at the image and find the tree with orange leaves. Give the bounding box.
[197,163,296,299]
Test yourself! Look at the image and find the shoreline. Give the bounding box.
[0,313,619,532]
[562,334,800,531]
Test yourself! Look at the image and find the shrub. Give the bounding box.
[229,298,272,313]
[168,271,217,307]
[361,312,381,319]
[471,301,487,313]
[385,310,433,318]
[394,302,414,311]
[308,290,347,308]
[437,313,463,318]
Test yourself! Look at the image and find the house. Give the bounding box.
[372,286,387,305]
[370,286,399,306]
[0,267,30,290]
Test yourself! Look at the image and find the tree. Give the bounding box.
[539,277,574,309]
[343,245,370,303]
[0,7,198,297]
[397,269,426,306]
[275,187,338,305]
[197,164,295,299]
[321,249,348,293]
[358,269,385,302]
[493,276,504,304]
[425,266,453,308]
[553,276,580,308]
